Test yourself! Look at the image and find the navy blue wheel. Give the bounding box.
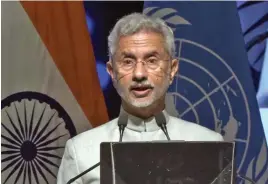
[1,91,77,184]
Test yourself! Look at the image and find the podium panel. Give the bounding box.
[100,142,235,184]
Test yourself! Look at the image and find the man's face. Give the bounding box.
[107,31,178,108]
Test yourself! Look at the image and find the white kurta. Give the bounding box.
[57,109,223,184]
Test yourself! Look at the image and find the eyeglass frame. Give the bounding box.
[113,57,171,71]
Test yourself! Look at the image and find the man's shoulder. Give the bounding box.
[169,116,224,141]
[71,118,119,145]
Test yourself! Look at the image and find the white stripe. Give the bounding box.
[1,2,92,184]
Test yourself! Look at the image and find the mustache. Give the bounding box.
[129,81,154,89]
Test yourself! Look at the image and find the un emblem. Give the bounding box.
[166,38,250,173]
[144,6,268,183]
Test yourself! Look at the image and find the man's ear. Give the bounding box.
[169,58,179,84]
[106,60,115,80]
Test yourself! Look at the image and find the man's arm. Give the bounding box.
[57,139,81,184]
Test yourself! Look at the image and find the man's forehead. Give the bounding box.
[116,47,167,60]
[118,31,165,45]
[112,31,168,59]
[120,49,161,57]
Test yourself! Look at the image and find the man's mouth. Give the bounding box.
[130,86,153,97]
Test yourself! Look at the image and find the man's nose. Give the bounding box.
[132,61,148,82]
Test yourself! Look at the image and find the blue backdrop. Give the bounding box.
[144,1,267,183]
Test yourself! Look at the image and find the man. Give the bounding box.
[57,13,223,184]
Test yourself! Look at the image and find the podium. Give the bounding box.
[100,142,235,184]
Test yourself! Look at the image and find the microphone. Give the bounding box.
[66,114,128,184]
[118,112,128,142]
[155,112,171,141]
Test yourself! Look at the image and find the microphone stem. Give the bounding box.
[119,125,125,142]
[67,162,100,184]
[67,126,125,184]
[237,173,256,184]
[161,124,170,141]
[119,133,123,142]
[165,130,171,141]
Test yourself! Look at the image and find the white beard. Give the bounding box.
[113,75,170,108]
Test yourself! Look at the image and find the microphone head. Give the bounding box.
[155,111,166,127]
[118,111,128,127]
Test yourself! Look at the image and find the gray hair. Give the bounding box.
[108,13,175,60]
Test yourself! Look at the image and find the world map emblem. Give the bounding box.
[144,6,268,183]
[165,38,250,177]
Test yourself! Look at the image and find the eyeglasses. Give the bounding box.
[115,58,170,71]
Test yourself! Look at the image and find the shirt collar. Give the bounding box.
[119,107,170,132]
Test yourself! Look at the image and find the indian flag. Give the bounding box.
[1,1,108,184]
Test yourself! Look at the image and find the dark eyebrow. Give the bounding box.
[143,51,160,59]
[121,52,137,59]
[120,51,160,60]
